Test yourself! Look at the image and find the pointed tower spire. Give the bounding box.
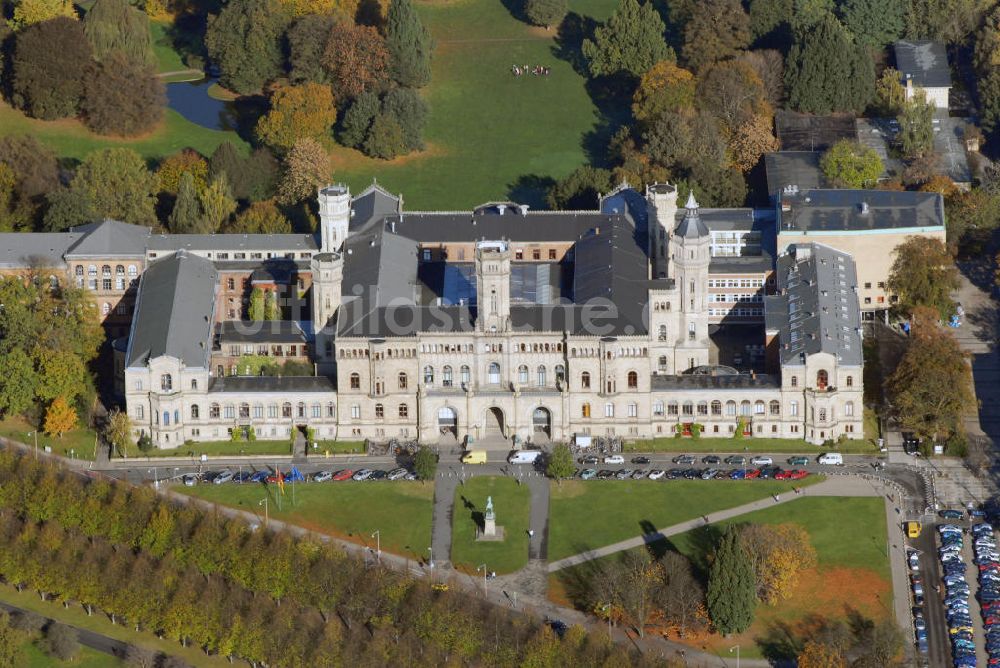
[685,191,699,211]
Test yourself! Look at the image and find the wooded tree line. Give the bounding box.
[1,0,165,135]
[546,0,1000,213]
[0,449,670,667]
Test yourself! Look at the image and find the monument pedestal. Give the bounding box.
[475,525,505,542]
[476,508,505,541]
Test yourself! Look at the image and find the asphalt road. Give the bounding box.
[0,600,128,661]
[913,524,951,668]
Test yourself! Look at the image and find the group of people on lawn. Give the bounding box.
[511,64,550,76]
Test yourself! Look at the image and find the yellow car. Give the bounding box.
[906,521,922,538]
[431,583,449,592]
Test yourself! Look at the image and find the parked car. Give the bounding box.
[249,470,269,483]
[744,468,762,479]
[750,456,773,466]
[313,470,334,483]
[787,470,810,480]
[615,469,631,480]
[352,469,374,481]
[701,455,721,465]
[182,474,197,486]
[730,469,747,480]
[725,455,747,466]
[631,456,650,465]
[387,468,409,481]
[579,455,599,465]
[940,509,966,519]
[370,470,388,480]
[331,469,353,481]
[597,470,615,479]
[648,470,665,480]
[631,469,648,480]
[604,455,624,465]
[787,456,809,466]
[672,455,696,465]
[580,468,597,480]
[701,468,719,480]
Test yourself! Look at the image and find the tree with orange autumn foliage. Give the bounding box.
[632,60,696,123]
[43,398,77,438]
[798,640,846,668]
[728,113,779,172]
[321,23,391,103]
[739,522,817,604]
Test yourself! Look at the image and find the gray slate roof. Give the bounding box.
[775,110,857,152]
[765,244,862,366]
[895,40,951,89]
[381,210,623,244]
[126,251,218,368]
[66,220,150,257]
[208,375,336,393]
[777,189,945,233]
[764,152,827,196]
[215,320,310,345]
[0,232,83,268]
[146,233,318,252]
[651,373,780,390]
[349,182,402,233]
[674,193,709,238]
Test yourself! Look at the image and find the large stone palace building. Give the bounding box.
[0,180,944,449]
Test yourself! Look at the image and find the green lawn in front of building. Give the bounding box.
[450,476,531,574]
[0,416,98,461]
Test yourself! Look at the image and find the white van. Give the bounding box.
[508,450,543,465]
[817,452,844,466]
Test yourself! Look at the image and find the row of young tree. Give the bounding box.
[207,0,432,160]
[1,0,165,137]
[0,449,669,667]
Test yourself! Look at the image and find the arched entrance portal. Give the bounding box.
[484,407,505,437]
[437,407,458,440]
[532,407,551,440]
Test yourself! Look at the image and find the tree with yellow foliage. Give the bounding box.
[44,398,77,438]
[255,83,337,153]
[157,150,209,195]
[739,522,817,604]
[798,640,846,668]
[632,60,696,124]
[8,0,76,31]
[728,113,779,172]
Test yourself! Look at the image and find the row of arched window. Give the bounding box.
[184,402,337,421]
[579,399,856,420]
[789,372,853,389]
[74,264,137,291]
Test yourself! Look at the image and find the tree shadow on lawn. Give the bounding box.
[498,0,529,24]
[460,495,484,532]
[506,174,556,208]
[550,13,633,166]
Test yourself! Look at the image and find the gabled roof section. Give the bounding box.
[66,219,150,257]
[572,217,652,335]
[765,243,862,366]
[0,232,83,268]
[894,40,951,89]
[126,251,217,368]
[349,181,402,233]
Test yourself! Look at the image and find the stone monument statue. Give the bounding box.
[483,495,497,537]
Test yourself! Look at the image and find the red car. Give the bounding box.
[265,472,286,483]
[744,468,762,479]
[773,470,792,480]
[332,469,354,481]
[788,470,810,480]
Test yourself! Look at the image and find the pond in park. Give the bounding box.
[166,78,239,132]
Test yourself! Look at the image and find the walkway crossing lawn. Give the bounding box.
[0,416,98,461]
[625,437,880,454]
[180,481,434,557]
[551,496,890,661]
[547,477,823,562]
[24,642,122,668]
[451,476,530,575]
[0,103,248,163]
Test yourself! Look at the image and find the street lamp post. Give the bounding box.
[371,530,381,564]
[730,644,740,668]
[427,547,434,569]
[148,467,158,487]
[477,564,488,597]
[259,497,268,527]
[26,431,37,459]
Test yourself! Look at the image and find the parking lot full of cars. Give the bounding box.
[181,466,417,486]
[573,453,822,483]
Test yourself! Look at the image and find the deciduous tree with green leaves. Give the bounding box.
[83,0,153,65]
[583,0,672,78]
[68,148,158,225]
[838,0,904,48]
[413,445,438,481]
[230,200,291,234]
[199,174,237,232]
[820,140,883,188]
[897,92,935,161]
[248,287,265,321]
[524,0,567,29]
[103,409,133,458]
[168,172,204,233]
[205,0,290,94]
[12,17,91,119]
[547,166,613,209]
[545,443,575,481]
[681,0,749,73]
[887,236,958,318]
[81,49,164,137]
[707,524,756,635]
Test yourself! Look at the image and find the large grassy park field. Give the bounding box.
[0,0,619,208]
